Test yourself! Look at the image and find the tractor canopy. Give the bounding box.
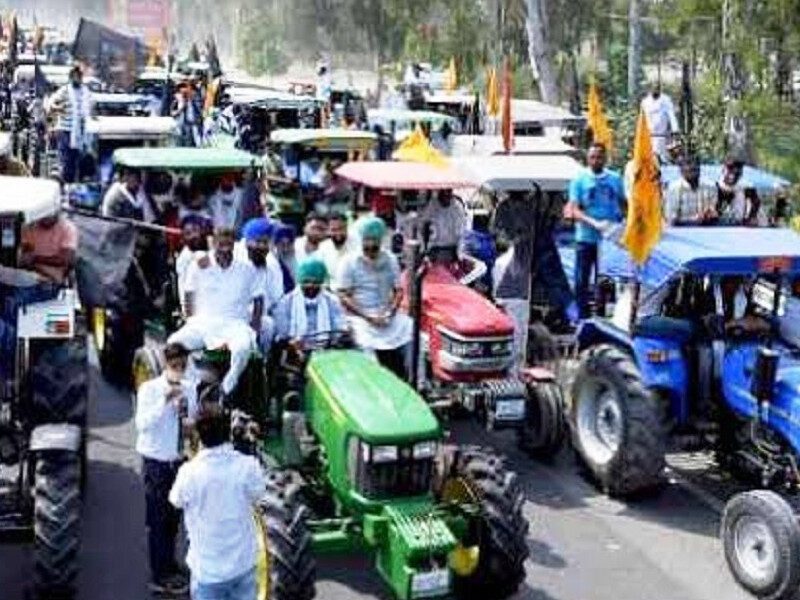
[600,227,800,291]
[306,350,440,444]
[87,116,177,140]
[421,266,514,337]
[455,154,582,193]
[0,176,61,223]
[112,147,257,172]
[336,161,473,190]
[269,128,377,152]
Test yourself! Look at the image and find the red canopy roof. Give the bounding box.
[336,161,474,190]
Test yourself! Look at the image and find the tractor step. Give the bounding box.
[0,511,32,541]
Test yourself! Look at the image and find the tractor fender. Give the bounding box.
[29,424,82,453]
[575,318,633,354]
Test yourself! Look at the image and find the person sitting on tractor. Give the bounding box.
[0,132,30,177]
[337,217,412,378]
[665,156,717,226]
[318,211,357,286]
[0,209,78,387]
[274,257,347,360]
[208,174,244,233]
[101,168,145,220]
[235,218,283,354]
[168,227,264,400]
[417,189,466,259]
[176,214,212,312]
[715,157,765,226]
[270,222,297,294]
[294,211,327,263]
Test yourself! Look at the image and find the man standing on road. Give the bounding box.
[135,343,197,597]
[169,404,267,600]
[640,82,679,162]
[566,142,626,319]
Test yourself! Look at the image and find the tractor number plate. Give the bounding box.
[411,569,450,598]
[495,399,526,421]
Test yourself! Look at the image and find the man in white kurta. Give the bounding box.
[168,229,264,397]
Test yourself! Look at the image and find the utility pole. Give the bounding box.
[627,0,642,103]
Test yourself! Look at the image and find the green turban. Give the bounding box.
[359,216,387,241]
[296,257,328,284]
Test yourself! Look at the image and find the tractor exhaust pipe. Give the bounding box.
[406,239,424,391]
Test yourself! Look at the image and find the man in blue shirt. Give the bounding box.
[566,143,626,318]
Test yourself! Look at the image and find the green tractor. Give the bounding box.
[238,335,530,600]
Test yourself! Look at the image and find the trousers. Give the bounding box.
[168,317,255,395]
[142,457,181,582]
[191,567,256,600]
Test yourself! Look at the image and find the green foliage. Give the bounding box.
[236,9,289,76]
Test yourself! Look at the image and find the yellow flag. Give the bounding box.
[622,110,663,265]
[587,82,614,156]
[393,126,449,168]
[445,57,458,92]
[486,67,500,117]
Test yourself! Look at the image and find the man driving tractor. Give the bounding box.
[337,217,412,378]
[168,228,264,400]
[274,257,347,359]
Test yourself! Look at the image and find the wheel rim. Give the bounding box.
[733,516,778,585]
[576,377,623,465]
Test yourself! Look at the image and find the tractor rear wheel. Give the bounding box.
[517,380,566,459]
[444,446,529,599]
[571,344,665,496]
[29,338,88,428]
[721,490,800,600]
[33,450,81,600]
[256,470,316,600]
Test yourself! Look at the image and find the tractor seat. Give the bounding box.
[633,316,696,344]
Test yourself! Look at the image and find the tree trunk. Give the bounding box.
[627,0,642,102]
[524,0,559,104]
[721,0,752,161]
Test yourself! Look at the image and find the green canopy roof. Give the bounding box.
[112,147,257,171]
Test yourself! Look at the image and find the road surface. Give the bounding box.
[0,351,762,600]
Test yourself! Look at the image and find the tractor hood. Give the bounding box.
[775,353,800,406]
[306,350,441,444]
[421,268,514,338]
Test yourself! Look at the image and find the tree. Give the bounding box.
[524,0,559,103]
[627,0,642,100]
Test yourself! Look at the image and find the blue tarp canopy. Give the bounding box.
[600,227,800,290]
[660,164,790,192]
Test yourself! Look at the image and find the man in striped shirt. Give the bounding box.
[46,65,93,183]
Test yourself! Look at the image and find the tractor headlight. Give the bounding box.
[362,442,398,463]
[413,440,438,459]
[441,336,483,358]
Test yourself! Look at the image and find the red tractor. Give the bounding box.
[337,161,565,457]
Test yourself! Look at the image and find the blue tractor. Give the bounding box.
[567,226,800,599]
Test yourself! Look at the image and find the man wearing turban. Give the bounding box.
[336,217,412,378]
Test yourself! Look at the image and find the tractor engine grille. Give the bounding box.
[350,440,434,499]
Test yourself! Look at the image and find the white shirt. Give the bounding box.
[208,188,243,231]
[233,241,284,311]
[184,254,264,322]
[135,374,198,462]
[294,236,322,264]
[640,93,679,137]
[169,444,266,584]
[176,247,204,309]
[318,236,358,286]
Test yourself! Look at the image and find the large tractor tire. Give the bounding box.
[570,344,665,497]
[721,490,800,600]
[256,470,316,600]
[33,450,81,600]
[442,447,529,599]
[517,380,566,459]
[30,338,88,427]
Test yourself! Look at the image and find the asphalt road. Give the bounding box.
[0,351,768,600]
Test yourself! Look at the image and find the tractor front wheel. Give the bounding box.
[517,380,566,459]
[570,344,665,496]
[33,450,81,600]
[256,470,316,600]
[722,490,800,600]
[444,447,529,599]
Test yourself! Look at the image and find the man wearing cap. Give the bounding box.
[0,133,30,176]
[337,217,412,377]
[47,65,92,183]
[274,258,347,357]
[168,228,263,399]
[235,218,283,353]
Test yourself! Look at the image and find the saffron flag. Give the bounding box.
[501,57,513,153]
[622,111,663,265]
[486,67,500,117]
[393,126,449,168]
[587,81,614,156]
